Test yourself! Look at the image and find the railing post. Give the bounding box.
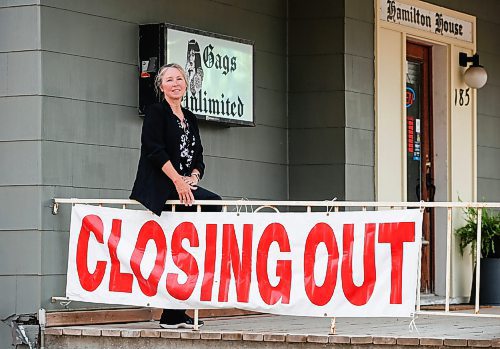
[445,207,452,312]
[194,204,202,330]
[475,208,482,314]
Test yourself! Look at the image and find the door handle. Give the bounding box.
[426,172,436,202]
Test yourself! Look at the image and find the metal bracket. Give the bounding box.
[52,199,59,215]
[330,317,336,334]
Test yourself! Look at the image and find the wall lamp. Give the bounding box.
[459,52,488,89]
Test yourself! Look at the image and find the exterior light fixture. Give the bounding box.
[459,52,488,89]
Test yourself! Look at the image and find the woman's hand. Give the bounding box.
[182,173,199,186]
[173,177,197,206]
[161,161,198,206]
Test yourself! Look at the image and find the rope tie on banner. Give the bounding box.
[419,200,425,213]
[408,313,420,334]
[234,198,253,216]
[60,299,72,309]
[325,198,337,216]
[255,205,280,213]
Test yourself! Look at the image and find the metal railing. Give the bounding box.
[52,198,500,320]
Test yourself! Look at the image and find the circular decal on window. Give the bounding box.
[406,86,416,108]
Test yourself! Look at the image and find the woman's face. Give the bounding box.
[160,67,187,101]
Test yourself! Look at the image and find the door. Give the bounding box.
[406,42,435,293]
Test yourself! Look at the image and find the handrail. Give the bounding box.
[51,198,500,320]
[51,198,500,214]
[52,198,500,207]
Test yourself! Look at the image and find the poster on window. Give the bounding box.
[166,26,254,126]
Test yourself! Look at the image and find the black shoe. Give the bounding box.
[159,315,204,329]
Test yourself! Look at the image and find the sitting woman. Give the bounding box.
[130,63,221,328]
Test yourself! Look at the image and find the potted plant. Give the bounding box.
[455,206,500,305]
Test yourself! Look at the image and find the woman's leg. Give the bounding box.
[160,187,221,328]
[192,186,222,212]
[159,309,185,327]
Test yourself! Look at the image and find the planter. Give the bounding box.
[470,257,500,305]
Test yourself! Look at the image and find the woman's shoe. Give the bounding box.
[159,314,204,329]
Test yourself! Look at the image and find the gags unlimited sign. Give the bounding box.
[166,27,253,125]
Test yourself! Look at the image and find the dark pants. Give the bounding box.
[161,186,221,324]
[164,186,222,212]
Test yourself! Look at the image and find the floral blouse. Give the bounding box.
[177,117,196,176]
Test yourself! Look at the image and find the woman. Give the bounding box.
[130,63,221,329]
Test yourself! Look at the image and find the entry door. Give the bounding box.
[406,42,435,293]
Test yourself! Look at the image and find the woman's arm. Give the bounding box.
[142,105,171,169]
[188,111,205,179]
[162,161,196,205]
[143,105,195,205]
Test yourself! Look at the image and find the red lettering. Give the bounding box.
[256,223,292,305]
[108,219,133,293]
[130,221,166,297]
[341,223,376,306]
[303,223,339,306]
[200,224,217,301]
[378,222,415,304]
[76,214,107,292]
[166,222,200,300]
[218,224,253,303]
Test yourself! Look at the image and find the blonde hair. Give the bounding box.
[154,63,189,98]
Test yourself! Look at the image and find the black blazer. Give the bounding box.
[130,100,205,216]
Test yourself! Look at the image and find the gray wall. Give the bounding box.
[39,0,288,301]
[288,0,346,201]
[288,0,375,202]
[0,1,43,347]
[0,0,287,347]
[344,0,375,201]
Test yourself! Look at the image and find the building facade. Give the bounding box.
[0,0,499,347]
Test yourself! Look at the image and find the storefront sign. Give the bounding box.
[66,205,423,317]
[166,26,254,126]
[380,0,473,42]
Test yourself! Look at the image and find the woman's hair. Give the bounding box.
[154,63,189,98]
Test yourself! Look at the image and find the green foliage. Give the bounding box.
[455,207,500,259]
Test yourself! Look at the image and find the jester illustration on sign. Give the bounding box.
[185,39,204,95]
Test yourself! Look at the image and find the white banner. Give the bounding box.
[67,205,423,317]
[166,27,253,125]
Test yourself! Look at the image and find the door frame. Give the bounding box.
[406,41,435,293]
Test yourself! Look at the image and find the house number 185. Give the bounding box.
[454,88,470,106]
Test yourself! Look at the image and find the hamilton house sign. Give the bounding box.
[380,0,473,43]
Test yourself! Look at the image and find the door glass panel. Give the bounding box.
[406,61,422,202]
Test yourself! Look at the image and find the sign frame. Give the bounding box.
[165,23,255,127]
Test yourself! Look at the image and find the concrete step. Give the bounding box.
[44,311,500,349]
